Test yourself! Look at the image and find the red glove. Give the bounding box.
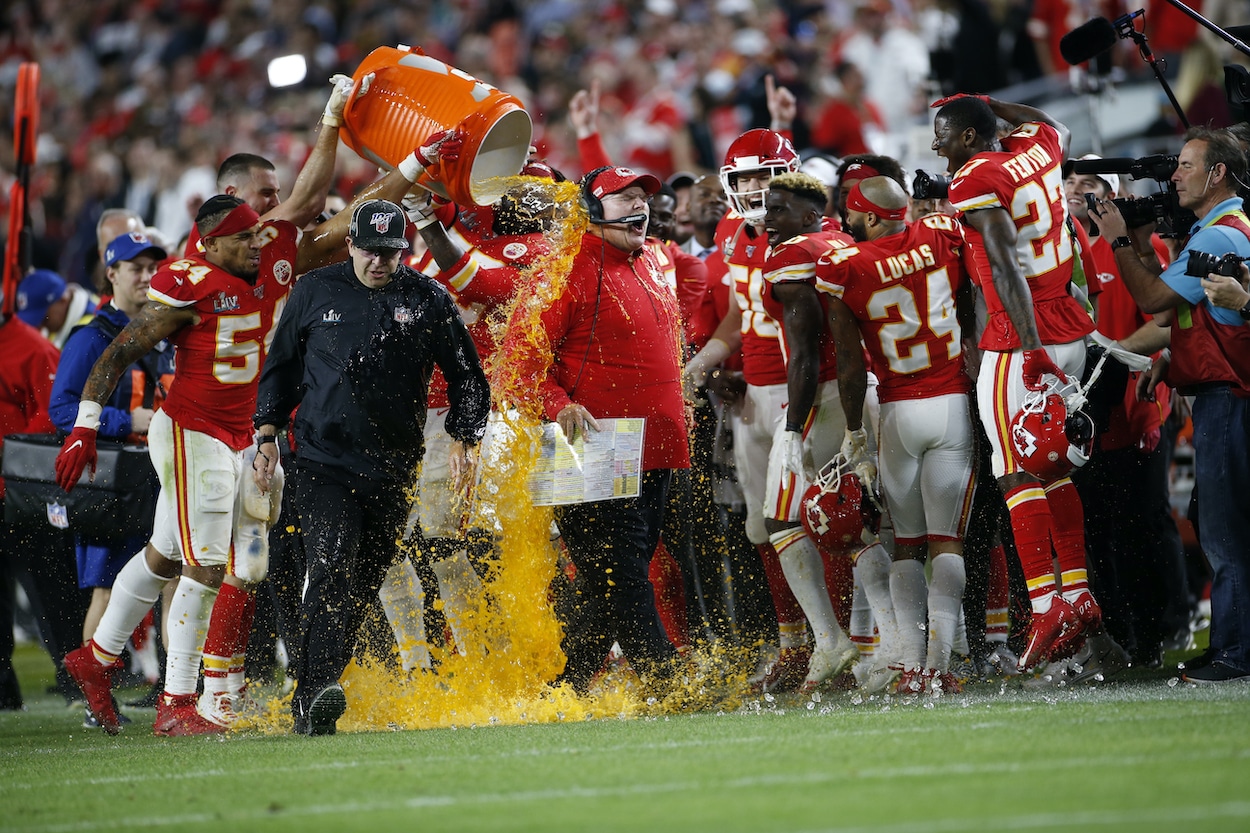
[931,93,990,109]
[55,427,98,492]
[1021,348,1068,391]
[416,128,463,167]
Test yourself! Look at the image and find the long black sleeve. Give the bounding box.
[254,276,311,431]
[435,311,490,446]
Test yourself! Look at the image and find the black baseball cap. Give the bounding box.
[349,199,410,250]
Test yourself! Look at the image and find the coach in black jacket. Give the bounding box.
[253,199,489,735]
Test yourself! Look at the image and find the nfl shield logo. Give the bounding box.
[371,212,393,234]
[394,307,411,323]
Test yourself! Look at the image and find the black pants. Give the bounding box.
[555,469,676,690]
[266,459,306,678]
[662,401,734,643]
[291,463,410,713]
[1075,433,1190,660]
[0,504,89,707]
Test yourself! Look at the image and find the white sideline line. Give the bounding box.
[9,754,1250,832]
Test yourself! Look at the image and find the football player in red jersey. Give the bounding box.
[932,95,1098,670]
[815,176,978,694]
[57,196,279,735]
[758,172,864,693]
[686,127,814,690]
[395,165,557,658]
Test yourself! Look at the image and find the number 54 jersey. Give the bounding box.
[814,214,971,404]
[148,221,298,451]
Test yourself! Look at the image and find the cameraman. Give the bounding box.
[1090,127,1250,684]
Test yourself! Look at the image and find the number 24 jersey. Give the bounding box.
[814,214,971,404]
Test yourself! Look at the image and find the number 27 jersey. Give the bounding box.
[815,215,970,403]
[946,121,1094,351]
[148,221,297,450]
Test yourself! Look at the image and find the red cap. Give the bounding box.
[588,166,662,199]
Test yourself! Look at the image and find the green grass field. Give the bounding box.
[4,643,1250,833]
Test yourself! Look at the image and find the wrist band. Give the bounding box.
[74,400,102,431]
[398,153,426,184]
[257,435,276,449]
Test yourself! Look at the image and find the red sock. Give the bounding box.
[985,543,1010,642]
[202,582,248,694]
[130,609,155,651]
[822,551,853,632]
[1004,484,1056,609]
[758,542,804,626]
[230,590,257,685]
[649,542,689,649]
[1043,478,1089,588]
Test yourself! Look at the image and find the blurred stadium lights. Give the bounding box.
[267,54,307,88]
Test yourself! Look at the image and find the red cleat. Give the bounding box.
[1048,590,1103,661]
[1069,590,1103,630]
[751,645,812,694]
[1019,597,1081,671]
[65,645,122,735]
[928,670,963,696]
[154,694,227,737]
[895,666,928,695]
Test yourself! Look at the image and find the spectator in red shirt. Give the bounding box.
[1,309,85,711]
[809,62,883,158]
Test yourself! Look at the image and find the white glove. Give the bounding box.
[778,430,816,482]
[402,190,439,230]
[840,427,869,468]
[683,337,732,388]
[839,427,876,491]
[321,74,354,127]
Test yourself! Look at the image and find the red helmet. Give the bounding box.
[1009,387,1095,482]
[800,458,864,555]
[719,129,799,222]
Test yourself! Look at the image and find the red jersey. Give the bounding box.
[718,212,786,386]
[647,239,708,345]
[762,229,855,384]
[149,221,298,450]
[947,122,1095,351]
[0,318,58,500]
[516,232,689,471]
[408,205,546,408]
[815,215,972,403]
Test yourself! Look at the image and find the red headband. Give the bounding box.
[841,163,880,184]
[203,203,261,239]
[847,182,907,221]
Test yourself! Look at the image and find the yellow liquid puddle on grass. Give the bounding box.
[237,178,752,735]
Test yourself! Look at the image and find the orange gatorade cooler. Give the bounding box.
[340,45,532,206]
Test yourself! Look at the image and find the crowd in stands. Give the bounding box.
[3,0,1246,292]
